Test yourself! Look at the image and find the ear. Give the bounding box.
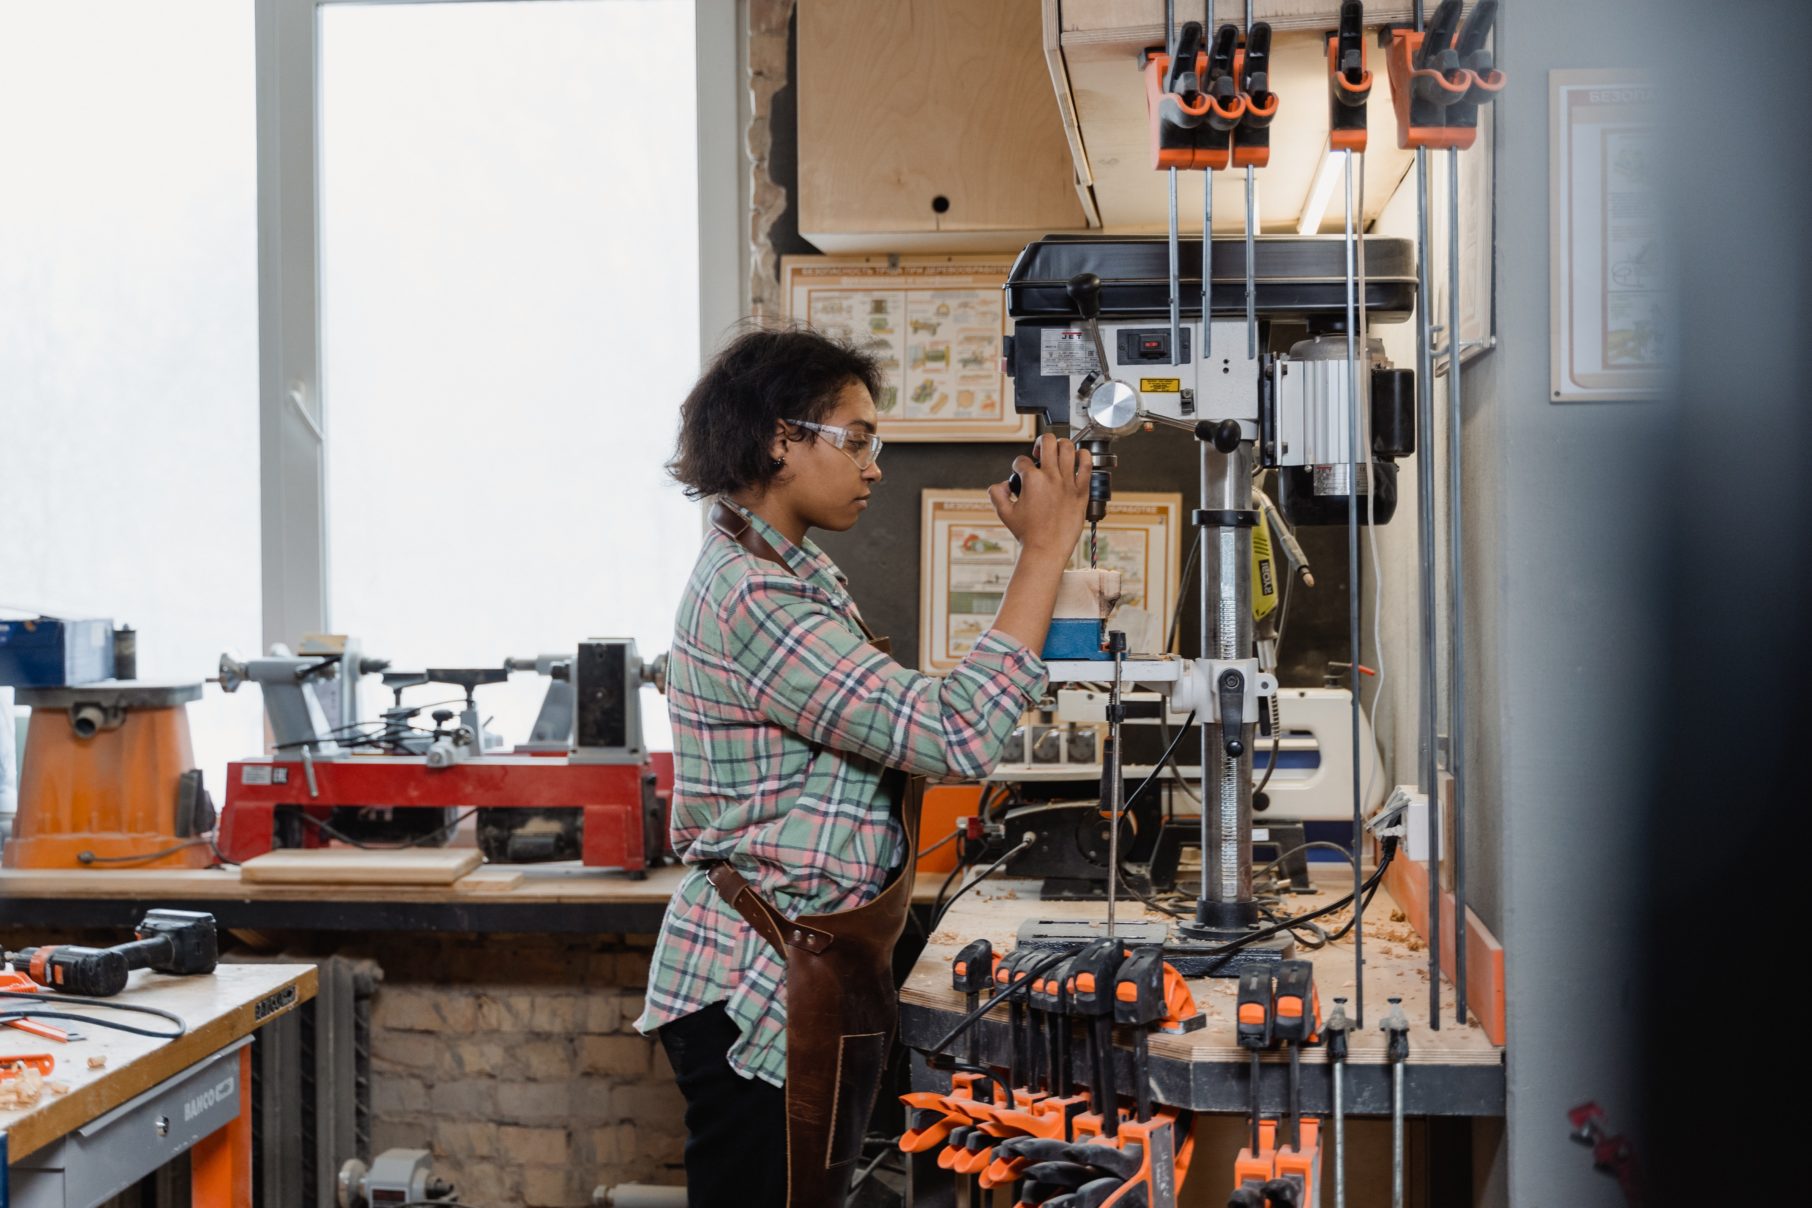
[767,419,789,462]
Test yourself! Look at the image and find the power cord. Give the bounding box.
[0,989,188,1039]
[295,807,477,851]
[928,835,1035,932]
[77,838,213,865]
[1200,839,1398,976]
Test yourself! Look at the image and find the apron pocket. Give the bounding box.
[824,1030,887,1169]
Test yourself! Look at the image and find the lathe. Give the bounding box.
[214,638,672,874]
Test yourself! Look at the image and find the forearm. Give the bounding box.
[988,544,1071,654]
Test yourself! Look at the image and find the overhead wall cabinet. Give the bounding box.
[797,0,1089,252]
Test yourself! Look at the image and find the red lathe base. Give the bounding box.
[218,754,671,872]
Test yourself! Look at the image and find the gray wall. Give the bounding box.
[1362,3,1672,1204]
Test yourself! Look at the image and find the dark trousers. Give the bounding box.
[658,1003,788,1208]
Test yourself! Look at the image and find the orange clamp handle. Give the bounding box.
[1385,28,1483,150]
[0,1053,57,1079]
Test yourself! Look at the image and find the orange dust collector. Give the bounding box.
[4,681,214,870]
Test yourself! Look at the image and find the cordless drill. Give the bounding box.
[8,909,218,997]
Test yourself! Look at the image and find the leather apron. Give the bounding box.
[702,501,922,1207]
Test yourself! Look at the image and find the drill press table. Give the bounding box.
[1,962,315,1206]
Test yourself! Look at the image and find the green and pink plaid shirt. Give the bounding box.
[633,502,1046,1087]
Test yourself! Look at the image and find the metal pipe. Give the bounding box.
[1198,439,1212,913]
[1107,635,1125,936]
[1413,147,1442,1031]
[1332,1060,1346,1208]
[1169,167,1182,366]
[1343,149,1366,1032]
[1446,146,1469,1026]
[1244,166,1257,359]
[1242,1,1256,359]
[1391,1060,1406,1208]
[1202,173,1213,360]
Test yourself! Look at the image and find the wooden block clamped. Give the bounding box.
[238,847,482,886]
[1044,569,1123,662]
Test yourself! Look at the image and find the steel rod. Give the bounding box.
[1343,149,1366,1033]
[1413,146,1441,1031]
[1169,167,1182,367]
[1446,146,1469,1026]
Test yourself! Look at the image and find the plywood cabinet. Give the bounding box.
[797,0,1090,251]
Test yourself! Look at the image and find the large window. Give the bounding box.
[0,1,264,788]
[318,0,701,750]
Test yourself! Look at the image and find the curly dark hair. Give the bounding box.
[667,325,884,501]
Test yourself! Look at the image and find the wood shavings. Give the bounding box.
[87,1056,107,1070]
[0,1063,46,1110]
[1389,908,1407,922]
[48,1081,69,1095]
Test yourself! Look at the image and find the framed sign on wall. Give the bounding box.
[781,255,1036,442]
[919,489,1182,672]
[1550,70,1665,402]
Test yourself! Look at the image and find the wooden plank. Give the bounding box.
[239,847,482,886]
[0,863,950,909]
[1382,853,1507,1046]
[902,871,1502,1068]
[798,0,1087,247]
[0,962,315,1162]
[1041,0,1102,227]
[452,867,526,894]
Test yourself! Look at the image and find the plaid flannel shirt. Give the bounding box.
[633,502,1046,1087]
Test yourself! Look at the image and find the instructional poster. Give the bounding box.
[1550,71,1666,401]
[782,256,1034,442]
[919,490,1182,671]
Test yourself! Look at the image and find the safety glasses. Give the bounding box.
[784,419,884,470]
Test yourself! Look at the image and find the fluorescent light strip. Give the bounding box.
[1296,148,1345,235]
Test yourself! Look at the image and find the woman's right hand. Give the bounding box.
[988,434,1092,561]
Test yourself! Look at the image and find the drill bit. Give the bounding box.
[1088,523,1099,568]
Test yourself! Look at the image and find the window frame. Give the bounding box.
[253,0,741,648]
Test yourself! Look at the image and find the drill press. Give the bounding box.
[1002,234,1417,972]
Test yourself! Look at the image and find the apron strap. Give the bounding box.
[703,861,835,956]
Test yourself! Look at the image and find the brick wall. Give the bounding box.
[352,932,686,1208]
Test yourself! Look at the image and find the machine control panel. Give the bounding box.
[1115,327,1191,365]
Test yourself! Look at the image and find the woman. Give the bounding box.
[635,327,1090,1206]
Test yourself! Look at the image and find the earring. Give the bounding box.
[770,457,786,470]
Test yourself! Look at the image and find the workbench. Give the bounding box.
[0,864,953,936]
[0,865,692,935]
[1,962,315,1207]
[900,873,1504,1120]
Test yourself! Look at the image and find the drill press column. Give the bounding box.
[1196,434,1259,931]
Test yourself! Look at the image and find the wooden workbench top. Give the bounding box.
[0,862,949,907]
[902,873,1502,1071]
[1,962,316,1162]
